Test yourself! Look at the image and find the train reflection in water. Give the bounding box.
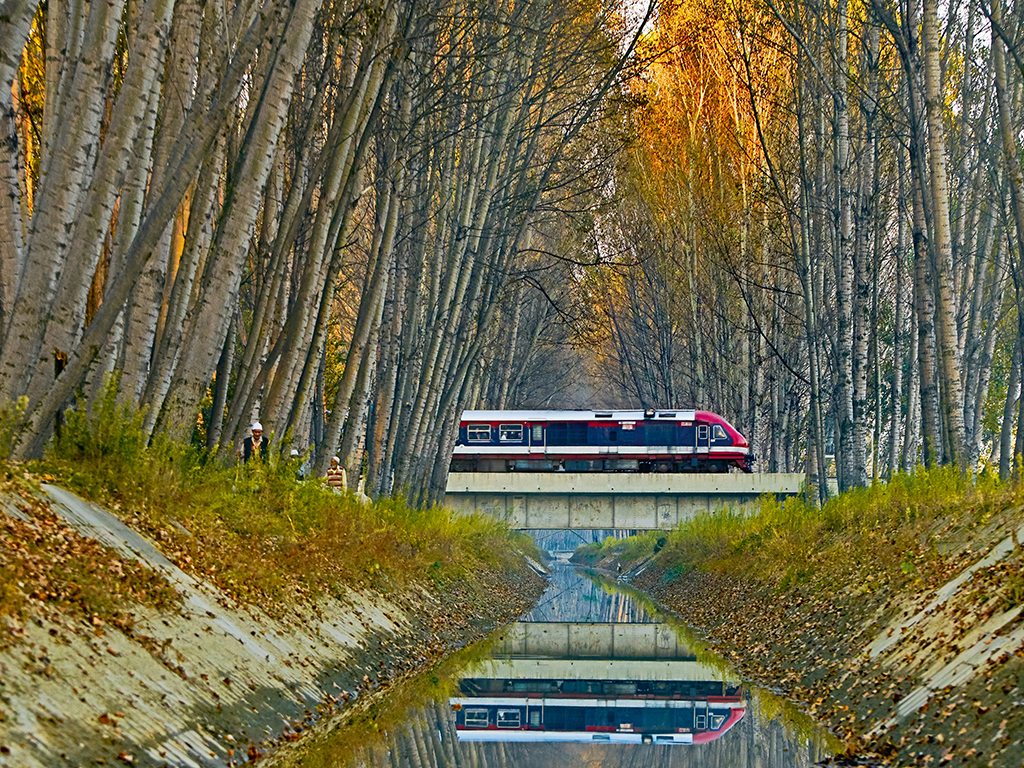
[450,620,744,745]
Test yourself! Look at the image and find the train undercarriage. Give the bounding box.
[449,458,746,473]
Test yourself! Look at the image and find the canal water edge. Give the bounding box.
[0,483,545,767]
[287,561,849,767]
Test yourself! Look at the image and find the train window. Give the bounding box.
[496,709,522,728]
[532,424,544,442]
[499,424,524,442]
[467,424,491,442]
[464,709,489,728]
[713,425,728,441]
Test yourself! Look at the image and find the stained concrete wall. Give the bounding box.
[493,621,693,660]
[469,658,732,684]
[444,472,806,530]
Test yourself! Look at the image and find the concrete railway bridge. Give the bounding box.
[443,472,814,530]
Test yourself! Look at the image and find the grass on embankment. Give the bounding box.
[1,390,540,623]
[576,466,1024,596]
[576,467,1024,764]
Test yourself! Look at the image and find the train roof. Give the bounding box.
[461,409,699,422]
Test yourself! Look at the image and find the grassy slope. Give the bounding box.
[586,467,1023,767]
[0,471,181,641]
[1,399,547,763]
[1,392,541,636]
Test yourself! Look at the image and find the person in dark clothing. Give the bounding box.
[242,421,269,462]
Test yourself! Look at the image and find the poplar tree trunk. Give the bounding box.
[921,0,965,465]
[15,0,287,457]
[888,157,907,477]
[155,0,325,441]
[834,0,859,489]
[1000,336,1022,478]
[0,0,128,402]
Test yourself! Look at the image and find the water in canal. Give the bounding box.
[307,559,840,767]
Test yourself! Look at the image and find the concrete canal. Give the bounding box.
[289,560,842,767]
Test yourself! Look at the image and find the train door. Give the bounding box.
[696,423,710,453]
[530,423,545,456]
[694,700,709,730]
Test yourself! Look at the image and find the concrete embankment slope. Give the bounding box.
[608,508,1024,767]
[0,484,543,767]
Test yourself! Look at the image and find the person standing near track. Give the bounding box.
[242,421,269,462]
[325,456,347,491]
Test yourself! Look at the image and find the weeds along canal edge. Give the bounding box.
[578,567,850,761]
[0,457,546,767]
[571,469,1024,767]
[265,628,523,767]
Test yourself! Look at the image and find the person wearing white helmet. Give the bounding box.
[325,455,347,491]
[242,420,269,462]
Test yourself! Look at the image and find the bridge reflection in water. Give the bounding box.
[343,563,836,767]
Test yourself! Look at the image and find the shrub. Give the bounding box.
[620,466,1024,590]
[0,396,28,461]
[35,392,531,609]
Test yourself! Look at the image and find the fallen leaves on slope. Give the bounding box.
[0,478,179,647]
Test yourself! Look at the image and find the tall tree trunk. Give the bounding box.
[0,0,128,402]
[15,0,288,457]
[888,153,908,476]
[921,0,966,464]
[154,0,325,441]
[852,16,880,486]
[834,0,859,489]
[1001,333,1022,478]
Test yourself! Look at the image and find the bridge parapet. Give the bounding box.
[444,472,806,530]
[495,621,691,660]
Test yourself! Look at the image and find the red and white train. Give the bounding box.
[452,409,752,473]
